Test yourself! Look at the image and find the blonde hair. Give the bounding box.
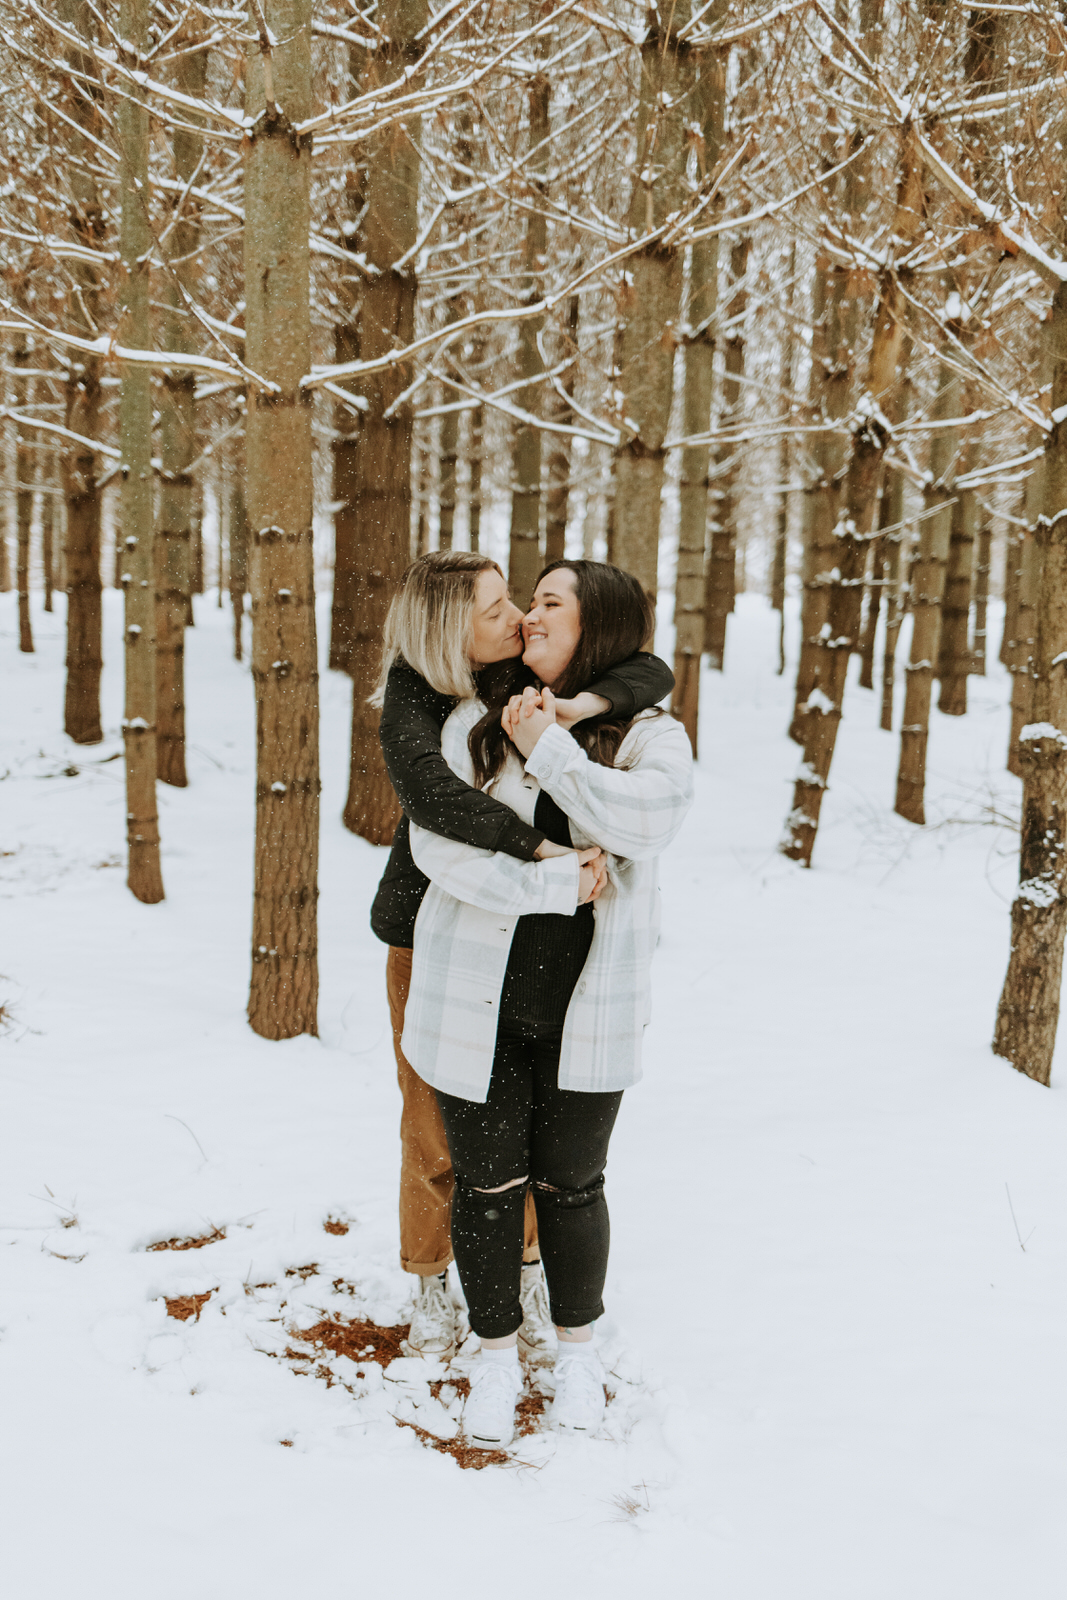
[371,550,502,707]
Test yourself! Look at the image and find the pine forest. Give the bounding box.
[4,2,1067,1589]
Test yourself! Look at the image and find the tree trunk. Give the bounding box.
[544,294,580,566]
[672,25,726,750]
[42,451,55,613]
[614,3,697,608]
[229,478,248,662]
[437,397,458,552]
[993,278,1067,1086]
[14,338,34,654]
[468,338,485,553]
[789,255,850,742]
[1008,515,1039,780]
[879,466,908,731]
[705,235,749,668]
[341,0,426,845]
[780,411,884,864]
[118,0,163,904]
[507,62,550,600]
[155,41,206,789]
[971,518,990,675]
[59,0,103,743]
[244,0,318,1038]
[895,365,959,825]
[936,479,976,716]
[782,129,921,861]
[1001,523,1021,667]
[772,242,795,678]
[857,533,883,691]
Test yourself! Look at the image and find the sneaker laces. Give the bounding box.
[520,1272,551,1334]
[555,1349,604,1406]
[418,1274,451,1320]
[469,1357,520,1404]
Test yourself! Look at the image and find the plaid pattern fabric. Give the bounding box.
[401,704,694,1103]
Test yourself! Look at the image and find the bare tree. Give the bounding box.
[244,0,318,1038]
[341,0,426,847]
[118,0,163,904]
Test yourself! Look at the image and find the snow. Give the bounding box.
[4,590,1067,1597]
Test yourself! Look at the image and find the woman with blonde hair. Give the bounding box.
[400,559,693,1448]
[370,551,673,1374]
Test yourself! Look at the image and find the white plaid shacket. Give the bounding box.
[401,703,694,1103]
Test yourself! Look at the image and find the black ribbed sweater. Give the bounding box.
[498,788,594,1035]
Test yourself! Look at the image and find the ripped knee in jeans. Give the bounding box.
[532,1173,605,1209]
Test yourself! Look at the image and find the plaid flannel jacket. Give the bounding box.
[401,702,694,1103]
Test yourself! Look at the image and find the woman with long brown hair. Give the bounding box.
[370,552,674,1373]
[402,561,693,1448]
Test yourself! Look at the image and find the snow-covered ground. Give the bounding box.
[3,589,1066,1598]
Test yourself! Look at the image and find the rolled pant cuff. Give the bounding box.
[548,1300,604,1328]
[401,1254,454,1276]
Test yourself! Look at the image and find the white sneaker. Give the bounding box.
[463,1351,522,1449]
[517,1264,555,1373]
[402,1272,457,1363]
[549,1345,606,1434]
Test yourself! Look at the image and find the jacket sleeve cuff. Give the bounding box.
[524,723,578,788]
[494,815,545,860]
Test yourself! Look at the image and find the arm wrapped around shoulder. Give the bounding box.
[523,716,694,861]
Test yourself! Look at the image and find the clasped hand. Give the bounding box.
[509,688,607,904]
[502,683,557,759]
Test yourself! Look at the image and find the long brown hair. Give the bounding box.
[469,560,656,787]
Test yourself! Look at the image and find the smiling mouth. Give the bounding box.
[525,630,547,642]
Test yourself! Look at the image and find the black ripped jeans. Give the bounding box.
[434,1021,623,1340]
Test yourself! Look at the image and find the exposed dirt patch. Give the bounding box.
[147,1227,226,1252]
[285,1263,319,1281]
[515,1387,548,1436]
[297,1316,410,1368]
[394,1414,511,1470]
[323,1218,349,1236]
[165,1290,214,1322]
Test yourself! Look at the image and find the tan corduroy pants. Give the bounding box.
[387,945,539,1275]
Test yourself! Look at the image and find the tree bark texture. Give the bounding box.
[772,243,795,678]
[993,280,1067,1086]
[155,42,207,789]
[1001,524,1021,667]
[672,26,726,750]
[340,0,427,846]
[14,338,34,654]
[59,0,104,743]
[42,451,55,613]
[1008,507,1040,780]
[879,465,908,731]
[118,0,163,904]
[244,0,319,1039]
[857,532,883,691]
[229,479,248,662]
[781,132,921,861]
[895,365,959,825]
[936,478,976,716]
[614,4,696,608]
[544,294,580,566]
[507,66,550,601]
[780,411,884,865]
[971,519,990,675]
[705,235,749,668]
[468,340,485,553]
[789,254,850,742]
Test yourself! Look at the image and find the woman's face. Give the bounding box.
[468,569,526,665]
[522,568,581,688]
